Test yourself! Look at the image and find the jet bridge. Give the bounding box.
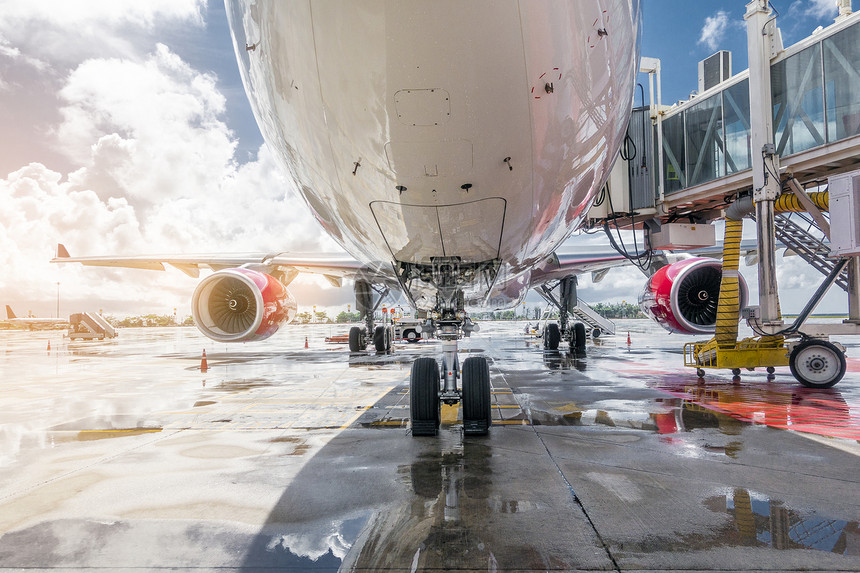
[588,0,860,387]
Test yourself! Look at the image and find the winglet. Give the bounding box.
[6,305,16,319]
[56,244,70,258]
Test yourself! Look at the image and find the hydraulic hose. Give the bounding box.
[774,190,828,213]
[713,187,828,348]
[715,218,743,349]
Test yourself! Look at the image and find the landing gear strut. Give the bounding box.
[404,257,494,437]
[349,279,390,352]
[538,276,588,353]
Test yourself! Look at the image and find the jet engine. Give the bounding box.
[191,268,297,342]
[639,257,748,335]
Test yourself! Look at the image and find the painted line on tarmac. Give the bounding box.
[793,431,860,457]
[339,384,402,430]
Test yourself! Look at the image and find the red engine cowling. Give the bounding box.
[191,268,297,342]
[639,257,748,335]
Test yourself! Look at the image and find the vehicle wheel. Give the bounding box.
[462,356,491,436]
[410,357,440,436]
[592,328,601,339]
[545,323,561,350]
[573,322,587,351]
[373,326,387,352]
[731,368,741,377]
[696,368,705,378]
[766,366,775,374]
[789,340,846,389]
[403,329,420,343]
[348,326,363,352]
[385,326,393,351]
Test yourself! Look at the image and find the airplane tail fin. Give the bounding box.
[56,244,70,258]
[6,305,16,319]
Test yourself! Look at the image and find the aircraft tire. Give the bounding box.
[789,339,846,389]
[462,356,491,436]
[348,326,363,352]
[545,323,561,350]
[373,326,387,352]
[573,322,587,351]
[410,357,440,436]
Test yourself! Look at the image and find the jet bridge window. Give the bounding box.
[824,22,860,142]
[684,93,725,187]
[772,43,825,156]
[661,112,686,193]
[723,78,751,174]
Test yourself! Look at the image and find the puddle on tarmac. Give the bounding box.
[702,488,859,553]
[209,378,273,392]
[48,416,162,442]
[653,381,860,440]
[244,514,372,571]
[623,488,858,555]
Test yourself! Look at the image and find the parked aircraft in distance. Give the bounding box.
[4,306,68,330]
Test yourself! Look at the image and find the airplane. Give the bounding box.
[52,1,745,437]
[4,306,68,330]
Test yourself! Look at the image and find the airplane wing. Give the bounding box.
[50,243,384,287]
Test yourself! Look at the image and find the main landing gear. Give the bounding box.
[348,279,394,353]
[538,276,587,353]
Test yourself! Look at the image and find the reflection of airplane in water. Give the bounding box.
[652,382,857,441]
[705,489,859,554]
[54,0,645,435]
[3,305,68,330]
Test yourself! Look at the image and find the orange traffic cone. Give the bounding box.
[201,349,208,372]
[304,337,309,348]
[627,332,631,345]
[46,340,51,352]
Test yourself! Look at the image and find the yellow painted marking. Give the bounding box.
[338,385,400,430]
[492,389,513,394]
[370,420,408,427]
[497,405,521,409]
[441,403,459,424]
[495,420,530,425]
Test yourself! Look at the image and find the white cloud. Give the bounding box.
[0,39,345,318]
[800,0,838,19]
[698,10,730,52]
[0,0,205,65]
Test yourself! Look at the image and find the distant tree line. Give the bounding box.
[105,314,194,327]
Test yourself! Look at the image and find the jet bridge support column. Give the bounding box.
[745,0,784,330]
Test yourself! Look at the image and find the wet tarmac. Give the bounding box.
[1,319,859,572]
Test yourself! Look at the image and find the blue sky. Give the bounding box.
[0,0,851,317]
[640,0,842,106]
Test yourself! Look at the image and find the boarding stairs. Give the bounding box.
[69,312,117,340]
[571,299,616,335]
[756,211,849,293]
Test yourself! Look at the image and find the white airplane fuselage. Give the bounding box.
[226,0,640,311]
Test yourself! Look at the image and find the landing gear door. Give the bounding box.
[369,197,506,264]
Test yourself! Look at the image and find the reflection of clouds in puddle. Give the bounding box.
[264,514,370,564]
